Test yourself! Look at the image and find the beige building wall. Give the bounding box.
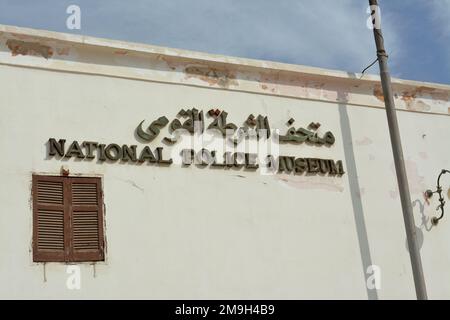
[0,25,449,299]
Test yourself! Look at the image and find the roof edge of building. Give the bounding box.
[1,24,449,116]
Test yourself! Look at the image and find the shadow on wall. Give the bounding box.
[338,97,378,300]
[409,199,434,252]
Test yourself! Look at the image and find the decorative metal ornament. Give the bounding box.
[425,169,450,225]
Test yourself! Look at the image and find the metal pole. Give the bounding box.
[368,0,427,300]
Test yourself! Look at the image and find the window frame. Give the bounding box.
[32,174,105,263]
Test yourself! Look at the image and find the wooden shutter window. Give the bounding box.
[32,175,104,262]
[33,177,66,262]
[70,179,104,262]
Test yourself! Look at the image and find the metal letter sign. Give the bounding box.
[46,108,345,176]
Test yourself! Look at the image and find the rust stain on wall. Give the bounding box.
[6,39,53,59]
[373,85,385,102]
[401,91,416,104]
[373,85,384,102]
[259,73,312,96]
[184,65,238,88]
[401,90,431,112]
[415,86,449,100]
[373,84,446,112]
[399,86,450,112]
[114,50,128,55]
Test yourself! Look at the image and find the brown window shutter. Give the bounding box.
[33,175,67,262]
[69,177,104,262]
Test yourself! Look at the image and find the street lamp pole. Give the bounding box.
[368,0,427,300]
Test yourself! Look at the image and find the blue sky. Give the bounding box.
[0,0,449,84]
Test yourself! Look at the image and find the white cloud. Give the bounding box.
[428,0,450,44]
[429,0,450,35]
[427,0,450,69]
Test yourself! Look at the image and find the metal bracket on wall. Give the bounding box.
[425,169,450,225]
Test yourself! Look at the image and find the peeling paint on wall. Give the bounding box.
[184,65,238,88]
[0,25,449,117]
[114,50,128,55]
[6,39,53,59]
[401,91,431,112]
[373,85,385,102]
